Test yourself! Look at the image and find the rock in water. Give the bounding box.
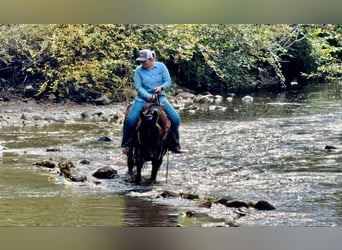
[225,200,249,208]
[33,160,56,169]
[97,136,112,142]
[253,200,276,210]
[92,166,118,179]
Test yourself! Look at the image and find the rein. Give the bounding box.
[155,93,160,106]
[165,150,170,183]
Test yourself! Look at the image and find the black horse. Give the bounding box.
[126,103,170,184]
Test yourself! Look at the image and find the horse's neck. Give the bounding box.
[157,109,171,135]
[147,105,170,135]
[137,105,170,143]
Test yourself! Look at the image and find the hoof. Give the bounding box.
[135,176,142,184]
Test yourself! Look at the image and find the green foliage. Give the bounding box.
[0,24,341,102]
[181,24,290,92]
[34,24,137,101]
[300,24,342,80]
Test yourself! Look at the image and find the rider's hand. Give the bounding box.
[154,86,163,94]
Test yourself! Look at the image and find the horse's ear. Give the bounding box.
[152,110,158,123]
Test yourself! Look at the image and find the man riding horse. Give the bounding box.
[121,49,185,155]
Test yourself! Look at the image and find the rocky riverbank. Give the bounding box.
[0,98,126,128]
[0,87,252,129]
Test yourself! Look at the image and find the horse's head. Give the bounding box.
[137,108,166,160]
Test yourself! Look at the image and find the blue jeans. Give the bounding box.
[121,96,181,148]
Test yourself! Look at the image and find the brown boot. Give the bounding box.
[121,131,136,156]
[167,130,185,154]
[170,147,186,154]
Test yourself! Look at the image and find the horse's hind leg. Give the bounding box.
[150,159,162,183]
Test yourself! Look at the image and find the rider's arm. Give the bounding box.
[135,68,153,101]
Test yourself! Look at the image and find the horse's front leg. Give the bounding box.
[135,160,144,184]
[126,148,134,175]
[150,159,162,183]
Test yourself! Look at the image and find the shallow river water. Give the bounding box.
[0,82,341,227]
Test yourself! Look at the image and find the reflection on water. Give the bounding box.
[123,197,178,227]
[0,82,341,226]
[0,194,178,227]
[0,195,124,226]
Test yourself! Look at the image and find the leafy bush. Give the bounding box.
[0,24,341,102]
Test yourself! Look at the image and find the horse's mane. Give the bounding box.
[139,103,170,136]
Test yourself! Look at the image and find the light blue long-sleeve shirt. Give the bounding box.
[134,61,171,102]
